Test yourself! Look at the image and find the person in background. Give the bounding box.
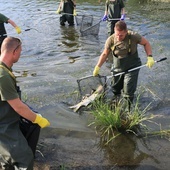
[0,13,21,50]
[102,0,125,36]
[0,37,50,169]
[93,21,155,110]
[56,0,76,26]
[102,0,125,66]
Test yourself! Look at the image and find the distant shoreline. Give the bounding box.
[152,0,170,2]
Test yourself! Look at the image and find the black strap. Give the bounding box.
[0,64,16,81]
[128,31,131,55]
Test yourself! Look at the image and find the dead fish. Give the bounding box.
[69,85,104,112]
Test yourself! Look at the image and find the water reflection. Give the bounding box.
[98,134,159,168]
[60,25,80,53]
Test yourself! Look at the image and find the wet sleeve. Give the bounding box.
[0,75,19,101]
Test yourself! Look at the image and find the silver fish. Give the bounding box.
[69,85,104,112]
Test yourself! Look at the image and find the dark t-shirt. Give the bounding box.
[105,0,125,19]
[0,13,9,24]
[0,13,9,33]
[0,13,9,46]
[105,30,142,71]
[105,30,142,58]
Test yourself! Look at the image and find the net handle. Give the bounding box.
[107,17,130,21]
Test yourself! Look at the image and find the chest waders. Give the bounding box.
[106,0,122,36]
[0,65,40,170]
[110,32,142,110]
[60,0,74,26]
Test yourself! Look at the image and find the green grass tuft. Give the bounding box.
[88,95,170,145]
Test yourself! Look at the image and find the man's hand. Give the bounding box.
[56,9,61,14]
[93,66,100,76]
[102,15,108,21]
[120,14,125,20]
[33,114,50,128]
[146,56,155,68]
[15,26,21,34]
[73,9,77,16]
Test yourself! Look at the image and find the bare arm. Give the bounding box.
[57,1,63,10]
[104,2,108,15]
[73,1,76,10]
[122,7,125,15]
[104,11,108,15]
[7,19,18,28]
[73,0,76,5]
[8,19,21,34]
[7,98,36,122]
[139,37,152,56]
[96,48,110,67]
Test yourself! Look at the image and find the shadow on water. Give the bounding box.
[97,134,161,170]
[37,125,165,169]
[59,25,80,53]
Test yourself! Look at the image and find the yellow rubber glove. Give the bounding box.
[56,8,61,14]
[73,9,77,16]
[33,114,50,128]
[146,56,155,68]
[15,26,21,34]
[93,66,100,76]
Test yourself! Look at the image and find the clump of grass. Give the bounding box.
[88,95,170,145]
[59,164,67,170]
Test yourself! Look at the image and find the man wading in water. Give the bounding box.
[56,0,76,26]
[93,21,155,110]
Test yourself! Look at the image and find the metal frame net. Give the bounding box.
[75,15,101,36]
[75,15,93,27]
[80,21,101,36]
[77,75,107,98]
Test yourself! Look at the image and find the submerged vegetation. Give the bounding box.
[88,95,170,145]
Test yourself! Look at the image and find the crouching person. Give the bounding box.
[0,37,50,170]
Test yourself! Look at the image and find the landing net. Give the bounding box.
[77,75,107,98]
[75,15,93,27]
[75,15,101,36]
[80,20,101,36]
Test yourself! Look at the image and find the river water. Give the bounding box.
[1,0,170,169]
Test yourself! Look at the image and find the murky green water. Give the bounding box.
[1,0,170,169]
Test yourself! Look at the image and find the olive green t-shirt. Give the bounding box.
[0,62,19,101]
[105,0,125,18]
[0,13,9,24]
[105,30,142,58]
